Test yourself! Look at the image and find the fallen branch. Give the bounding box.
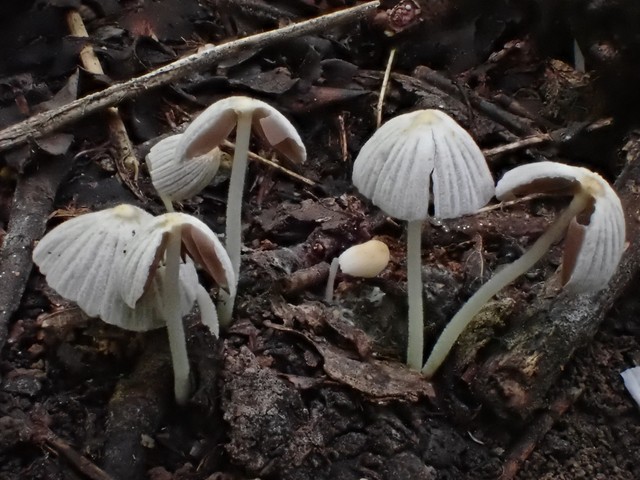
[44,435,115,480]
[0,1,380,153]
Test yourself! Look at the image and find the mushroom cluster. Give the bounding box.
[146,96,306,324]
[351,111,626,376]
[33,95,627,403]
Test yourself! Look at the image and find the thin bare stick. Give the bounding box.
[221,140,316,186]
[45,435,115,480]
[376,48,396,128]
[0,1,380,153]
[475,193,550,214]
[483,117,613,157]
[65,10,143,199]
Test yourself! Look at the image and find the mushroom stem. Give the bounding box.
[196,283,219,337]
[324,257,340,303]
[161,196,175,213]
[219,111,253,325]
[163,228,190,404]
[406,219,424,370]
[422,192,591,378]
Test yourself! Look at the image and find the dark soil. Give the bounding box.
[1,1,640,479]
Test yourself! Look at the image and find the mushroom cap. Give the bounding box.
[338,239,390,278]
[352,109,494,221]
[118,212,235,308]
[146,134,221,202]
[32,204,200,331]
[496,161,626,293]
[175,96,306,165]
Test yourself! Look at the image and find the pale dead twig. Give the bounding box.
[475,193,551,214]
[338,113,348,163]
[376,48,396,128]
[221,139,316,186]
[482,117,613,158]
[65,10,143,199]
[0,1,380,153]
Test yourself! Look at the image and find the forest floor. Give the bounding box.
[0,1,639,479]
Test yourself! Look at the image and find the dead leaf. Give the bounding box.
[34,134,74,156]
[33,70,79,113]
[265,319,434,402]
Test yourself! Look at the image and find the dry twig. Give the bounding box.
[483,117,613,157]
[413,65,538,136]
[376,48,396,128]
[221,140,316,186]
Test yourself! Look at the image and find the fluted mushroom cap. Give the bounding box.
[496,161,626,292]
[146,134,221,202]
[176,96,306,165]
[32,204,199,331]
[352,109,494,221]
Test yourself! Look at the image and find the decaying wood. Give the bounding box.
[469,141,640,419]
[0,154,73,353]
[0,1,380,153]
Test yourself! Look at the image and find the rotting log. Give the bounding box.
[469,135,640,419]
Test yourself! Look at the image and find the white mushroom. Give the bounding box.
[422,161,626,377]
[170,96,306,325]
[324,239,390,302]
[118,211,235,404]
[33,204,234,405]
[352,109,494,370]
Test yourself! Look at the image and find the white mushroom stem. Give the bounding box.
[325,257,340,303]
[162,196,175,213]
[219,111,253,326]
[196,284,219,337]
[406,220,424,370]
[163,227,190,405]
[422,192,591,378]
